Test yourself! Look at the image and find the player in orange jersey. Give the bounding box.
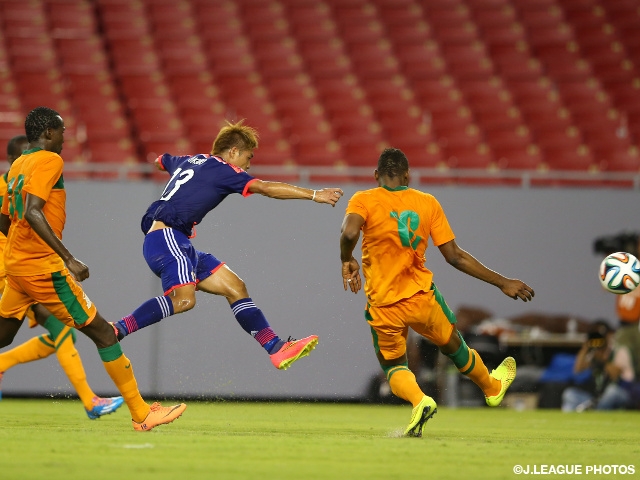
[0,135,124,419]
[0,107,185,431]
[340,147,534,437]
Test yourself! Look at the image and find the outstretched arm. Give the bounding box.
[248,180,343,207]
[438,238,534,302]
[24,192,89,281]
[340,213,364,293]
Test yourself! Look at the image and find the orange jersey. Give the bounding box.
[1,148,66,275]
[346,186,455,306]
[0,171,8,275]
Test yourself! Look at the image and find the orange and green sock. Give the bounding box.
[98,342,150,423]
[387,365,425,407]
[446,332,500,397]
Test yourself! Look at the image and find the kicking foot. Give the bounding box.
[132,402,187,431]
[404,395,437,438]
[270,335,318,370]
[485,356,517,407]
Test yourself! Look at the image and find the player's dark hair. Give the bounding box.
[7,134,28,158]
[24,106,63,144]
[378,147,409,178]
[211,119,259,155]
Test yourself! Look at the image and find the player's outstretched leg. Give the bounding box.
[112,295,175,340]
[444,330,514,404]
[485,356,517,407]
[269,335,319,370]
[229,297,319,370]
[0,335,56,400]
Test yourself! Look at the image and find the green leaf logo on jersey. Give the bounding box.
[391,210,422,250]
[7,174,25,219]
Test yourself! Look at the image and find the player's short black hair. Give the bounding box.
[377,147,409,178]
[24,106,63,144]
[7,134,28,158]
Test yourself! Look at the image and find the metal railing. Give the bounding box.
[61,162,640,189]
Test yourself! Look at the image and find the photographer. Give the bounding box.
[594,232,640,408]
[562,320,634,411]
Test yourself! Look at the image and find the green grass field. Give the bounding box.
[1,399,639,480]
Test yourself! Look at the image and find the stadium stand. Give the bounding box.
[0,0,638,185]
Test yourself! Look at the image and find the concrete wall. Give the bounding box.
[2,180,638,400]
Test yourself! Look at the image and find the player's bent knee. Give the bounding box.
[171,294,196,313]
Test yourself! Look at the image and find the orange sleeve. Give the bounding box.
[617,287,640,323]
[22,153,63,202]
[429,196,455,246]
[345,191,368,222]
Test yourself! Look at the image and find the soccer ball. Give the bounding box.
[599,252,640,294]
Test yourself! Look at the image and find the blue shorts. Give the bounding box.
[143,228,224,295]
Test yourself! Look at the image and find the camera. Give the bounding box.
[593,231,639,257]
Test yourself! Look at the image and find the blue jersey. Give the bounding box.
[141,154,257,236]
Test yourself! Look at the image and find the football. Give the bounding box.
[599,252,640,294]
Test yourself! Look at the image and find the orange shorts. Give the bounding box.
[365,284,456,361]
[0,274,37,327]
[0,269,97,328]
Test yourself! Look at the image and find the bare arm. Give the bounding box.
[248,180,343,207]
[573,343,593,374]
[24,192,89,281]
[438,238,534,302]
[340,213,364,293]
[0,213,10,237]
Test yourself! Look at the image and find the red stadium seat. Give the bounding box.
[542,145,595,170]
[494,144,543,169]
[2,0,633,179]
[0,1,49,38]
[443,144,495,169]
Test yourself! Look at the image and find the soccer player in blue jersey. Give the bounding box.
[113,120,343,370]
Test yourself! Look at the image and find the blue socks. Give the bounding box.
[115,296,174,337]
[115,295,284,354]
[230,298,283,353]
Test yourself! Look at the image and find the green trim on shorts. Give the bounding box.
[364,304,373,322]
[37,334,55,348]
[51,272,90,325]
[369,325,380,353]
[431,282,457,324]
[98,343,123,363]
